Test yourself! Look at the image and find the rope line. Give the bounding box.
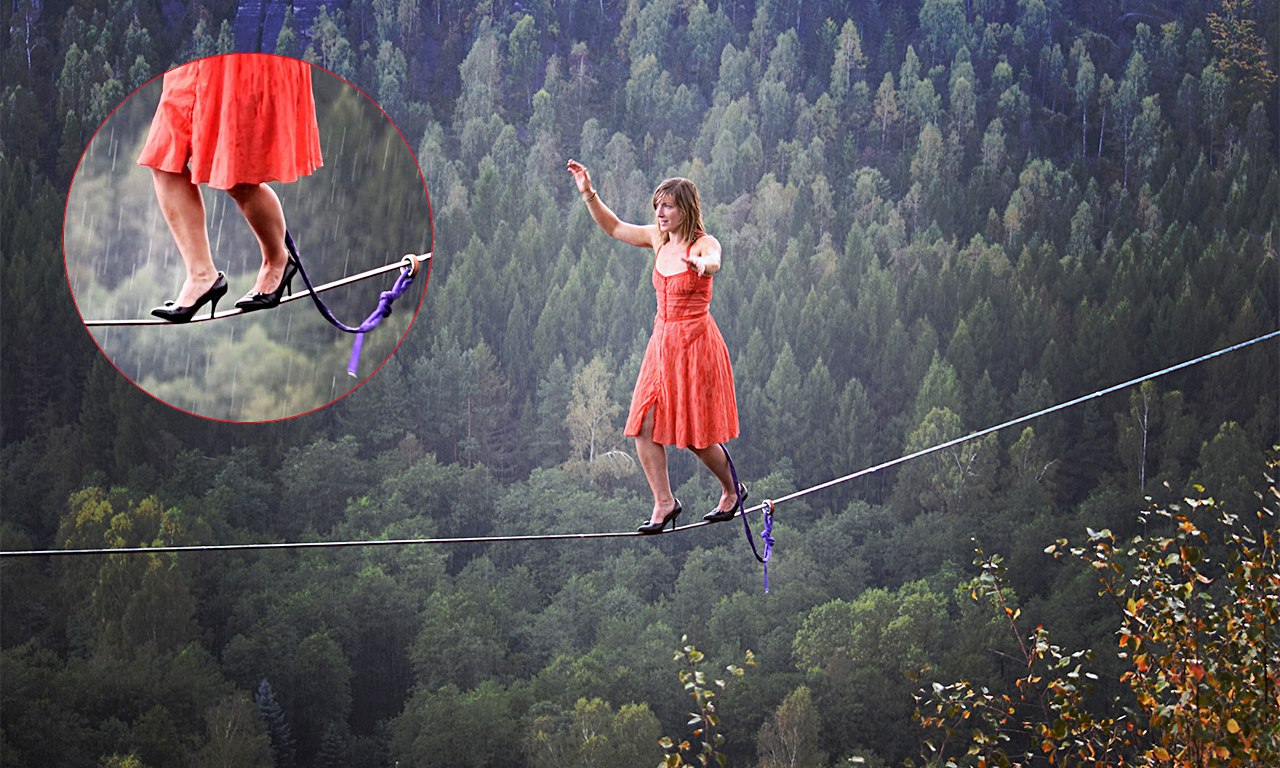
[82,254,431,327]
[279,234,425,375]
[289,233,415,335]
[755,327,1279,511]
[3,328,1276,559]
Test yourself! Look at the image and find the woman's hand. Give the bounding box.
[683,236,722,275]
[568,158,653,248]
[566,159,594,199]
[683,250,720,276]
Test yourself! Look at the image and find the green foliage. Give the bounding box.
[524,697,662,768]
[98,754,145,768]
[3,2,1278,766]
[564,354,634,483]
[658,637,755,768]
[390,679,527,768]
[195,696,272,768]
[894,407,999,519]
[756,685,825,768]
[914,455,1280,766]
[1206,0,1277,122]
[56,488,204,656]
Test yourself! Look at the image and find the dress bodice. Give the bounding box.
[653,268,713,321]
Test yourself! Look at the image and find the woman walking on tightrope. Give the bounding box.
[138,54,323,322]
[567,160,746,533]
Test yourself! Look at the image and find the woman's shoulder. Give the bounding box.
[690,232,721,253]
[639,223,664,250]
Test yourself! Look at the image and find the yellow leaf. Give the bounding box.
[1227,718,1239,733]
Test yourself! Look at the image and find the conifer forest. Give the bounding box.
[2,0,1278,766]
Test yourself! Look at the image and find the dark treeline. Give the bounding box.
[2,0,1278,766]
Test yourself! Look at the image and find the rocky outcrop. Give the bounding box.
[233,0,335,54]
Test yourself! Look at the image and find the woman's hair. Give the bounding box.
[652,177,703,245]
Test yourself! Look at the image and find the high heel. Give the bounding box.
[703,483,748,523]
[151,272,228,323]
[638,499,682,534]
[235,234,299,312]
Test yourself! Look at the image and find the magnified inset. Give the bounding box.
[65,54,432,422]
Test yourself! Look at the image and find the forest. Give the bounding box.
[1,0,1278,766]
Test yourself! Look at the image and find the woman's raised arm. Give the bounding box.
[567,159,654,249]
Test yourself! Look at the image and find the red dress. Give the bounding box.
[625,241,739,449]
[137,54,322,190]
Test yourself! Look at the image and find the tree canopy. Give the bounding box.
[2,0,1277,766]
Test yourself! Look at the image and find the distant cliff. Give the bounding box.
[234,0,335,53]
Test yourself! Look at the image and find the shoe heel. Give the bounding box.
[283,261,297,297]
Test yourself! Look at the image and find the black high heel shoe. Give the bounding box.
[638,499,682,534]
[151,272,228,323]
[703,483,748,523]
[235,237,299,312]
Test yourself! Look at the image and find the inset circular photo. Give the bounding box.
[65,54,432,422]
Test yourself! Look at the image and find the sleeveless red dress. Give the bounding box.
[137,54,323,190]
[625,240,739,449]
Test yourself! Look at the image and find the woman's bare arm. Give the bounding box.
[567,159,655,249]
[684,234,722,276]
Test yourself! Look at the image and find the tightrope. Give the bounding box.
[756,327,1279,510]
[2,328,1276,558]
[82,254,431,327]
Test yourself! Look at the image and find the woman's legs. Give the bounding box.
[226,183,289,294]
[690,443,739,513]
[636,406,740,522]
[635,408,678,524]
[151,167,219,305]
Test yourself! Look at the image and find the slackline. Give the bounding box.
[3,327,1276,559]
[82,254,430,327]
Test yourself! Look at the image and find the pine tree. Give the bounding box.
[313,722,345,768]
[255,680,296,768]
[1207,0,1277,122]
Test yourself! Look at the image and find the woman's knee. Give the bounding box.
[226,182,266,206]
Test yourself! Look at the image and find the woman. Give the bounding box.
[567,160,745,534]
[138,54,323,322]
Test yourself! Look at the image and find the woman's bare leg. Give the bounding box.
[151,167,218,305]
[226,183,289,294]
[635,408,677,524]
[690,443,739,513]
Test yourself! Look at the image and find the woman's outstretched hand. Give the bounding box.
[684,253,708,276]
[566,159,593,198]
[682,242,722,276]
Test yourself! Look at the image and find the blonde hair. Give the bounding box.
[652,177,703,245]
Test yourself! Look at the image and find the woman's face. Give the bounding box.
[655,193,684,235]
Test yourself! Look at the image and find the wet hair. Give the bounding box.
[652,177,703,245]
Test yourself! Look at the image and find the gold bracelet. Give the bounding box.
[583,191,598,203]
